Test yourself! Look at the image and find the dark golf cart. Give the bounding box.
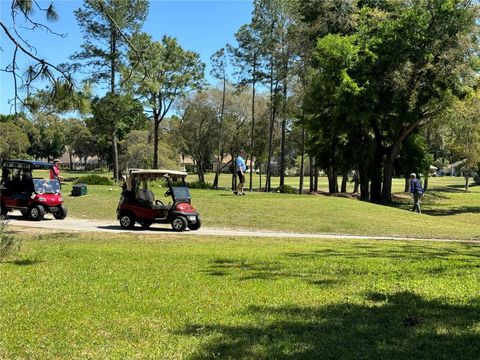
[0,159,67,220]
[117,169,201,231]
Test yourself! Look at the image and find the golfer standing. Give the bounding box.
[235,150,247,195]
[50,159,64,182]
[409,173,423,213]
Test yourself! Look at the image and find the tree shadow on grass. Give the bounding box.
[8,258,43,266]
[284,242,480,262]
[97,225,185,233]
[203,258,338,284]
[422,206,480,216]
[428,185,468,193]
[203,258,285,281]
[179,291,480,360]
[390,187,476,214]
[205,243,480,282]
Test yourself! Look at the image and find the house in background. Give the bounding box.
[58,153,101,171]
[442,159,467,176]
[180,154,256,174]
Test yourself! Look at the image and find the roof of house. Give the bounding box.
[447,159,466,168]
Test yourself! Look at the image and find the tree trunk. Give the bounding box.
[197,162,205,183]
[69,150,73,171]
[369,119,383,203]
[327,166,338,193]
[266,96,276,192]
[341,173,348,193]
[465,176,469,192]
[370,162,382,203]
[153,116,160,169]
[197,170,205,184]
[299,127,305,195]
[110,26,119,182]
[258,162,262,191]
[314,165,319,192]
[232,173,237,191]
[359,164,369,201]
[381,159,395,204]
[424,173,429,192]
[266,110,275,192]
[353,170,359,193]
[309,157,314,192]
[279,73,287,188]
[215,72,227,190]
[112,129,119,182]
[404,177,409,192]
[249,73,256,192]
[381,128,410,203]
[279,113,286,187]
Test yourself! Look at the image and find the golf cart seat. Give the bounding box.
[136,189,155,204]
[136,189,170,210]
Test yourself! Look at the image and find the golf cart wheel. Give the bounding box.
[171,216,187,232]
[53,205,68,220]
[188,216,201,231]
[119,213,135,229]
[21,210,29,218]
[140,220,153,229]
[29,205,45,221]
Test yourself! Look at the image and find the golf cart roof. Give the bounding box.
[128,169,188,179]
[123,169,188,191]
[2,159,53,170]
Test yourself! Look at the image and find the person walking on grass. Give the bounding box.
[234,150,247,196]
[410,173,423,213]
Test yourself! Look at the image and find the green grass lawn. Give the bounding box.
[52,175,480,240]
[1,233,480,359]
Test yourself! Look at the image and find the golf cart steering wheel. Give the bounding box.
[155,199,164,205]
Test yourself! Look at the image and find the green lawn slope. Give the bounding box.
[55,176,480,240]
[1,233,480,359]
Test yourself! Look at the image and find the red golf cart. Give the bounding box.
[0,160,67,220]
[117,169,201,231]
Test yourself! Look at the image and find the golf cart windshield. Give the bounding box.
[172,186,191,201]
[33,179,61,194]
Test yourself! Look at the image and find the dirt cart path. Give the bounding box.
[4,211,477,243]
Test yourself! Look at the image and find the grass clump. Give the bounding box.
[74,174,114,185]
[0,219,21,261]
[276,184,296,194]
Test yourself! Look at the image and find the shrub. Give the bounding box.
[75,175,114,185]
[0,219,21,261]
[275,185,296,194]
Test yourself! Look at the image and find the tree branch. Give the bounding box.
[14,1,66,37]
[1,20,75,110]
[95,0,147,85]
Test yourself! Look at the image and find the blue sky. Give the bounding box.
[0,0,253,114]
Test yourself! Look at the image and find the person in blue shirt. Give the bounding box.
[234,150,247,195]
[409,173,423,213]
